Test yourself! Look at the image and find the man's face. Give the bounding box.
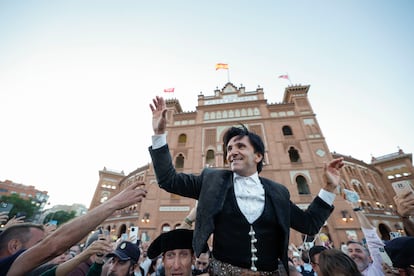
[70,245,81,255]
[226,136,262,177]
[195,252,210,270]
[22,227,44,249]
[107,257,135,276]
[311,253,321,275]
[163,249,194,276]
[292,256,301,267]
[347,243,370,272]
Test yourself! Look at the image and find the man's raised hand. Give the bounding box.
[149,96,167,135]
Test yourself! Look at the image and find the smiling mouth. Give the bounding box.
[230,157,242,163]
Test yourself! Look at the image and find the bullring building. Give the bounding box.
[89,82,413,247]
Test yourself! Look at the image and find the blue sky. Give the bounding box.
[1,1,413,206]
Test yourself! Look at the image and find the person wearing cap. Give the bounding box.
[147,229,196,276]
[7,181,148,276]
[384,236,414,276]
[87,240,140,276]
[149,96,344,275]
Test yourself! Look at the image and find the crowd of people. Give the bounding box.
[0,95,412,276]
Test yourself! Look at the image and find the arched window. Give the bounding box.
[296,175,310,195]
[288,147,300,162]
[206,149,215,167]
[351,180,366,195]
[175,154,184,169]
[367,184,378,200]
[352,182,360,194]
[161,224,171,233]
[100,191,110,203]
[119,224,127,238]
[141,231,149,242]
[178,134,187,145]
[378,223,391,241]
[282,125,293,136]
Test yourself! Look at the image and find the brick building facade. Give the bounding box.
[0,179,49,209]
[89,83,413,247]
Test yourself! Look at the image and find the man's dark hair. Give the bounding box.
[308,245,327,264]
[301,249,310,263]
[0,223,44,250]
[346,240,363,246]
[223,124,265,173]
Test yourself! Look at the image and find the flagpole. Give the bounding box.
[227,68,230,83]
[286,72,292,85]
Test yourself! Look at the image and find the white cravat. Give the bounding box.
[233,172,265,224]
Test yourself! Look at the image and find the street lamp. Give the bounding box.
[141,213,150,223]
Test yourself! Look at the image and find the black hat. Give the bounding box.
[106,241,140,263]
[384,236,414,268]
[147,229,193,259]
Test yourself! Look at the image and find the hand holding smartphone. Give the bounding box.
[343,189,360,203]
[0,202,14,215]
[96,227,107,257]
[129,226,139,244]
[392,181,414,196]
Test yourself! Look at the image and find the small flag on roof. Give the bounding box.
[278,74,289,80]
[163,88,175,93]
[215,63,229,70]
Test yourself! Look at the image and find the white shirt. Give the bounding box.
[361,227,385,276]
[233,172,264,223]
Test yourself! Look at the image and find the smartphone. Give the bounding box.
[16,212,26,218]
[0,202,13,215]
[379,247,393,267]
[96,227,105,257]
[343,189,360,203]
[129,226,139,244]
[392,180,414,196]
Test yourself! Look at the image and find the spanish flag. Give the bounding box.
[215,63,229,70]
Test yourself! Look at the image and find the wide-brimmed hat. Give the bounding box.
[147,229,193,259]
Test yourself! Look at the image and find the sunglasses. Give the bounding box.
[196,261,208,266]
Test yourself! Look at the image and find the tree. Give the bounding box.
[43,210,76,226]
[0,194,41,221]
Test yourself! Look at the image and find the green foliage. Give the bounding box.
[44,210,76,226]
[0,194,41,220]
